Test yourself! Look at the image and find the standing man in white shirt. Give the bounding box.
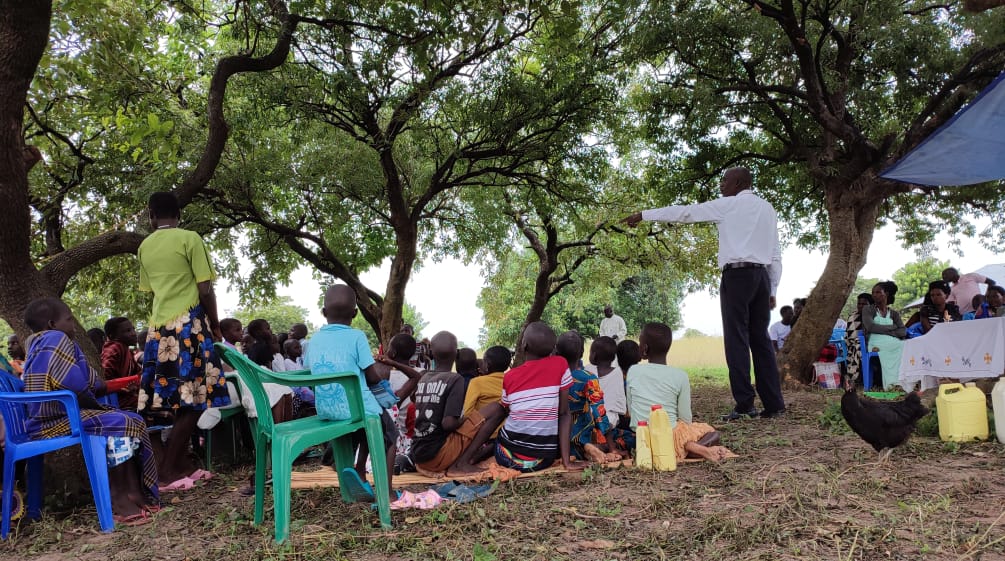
[623,167,785,420]
[598,305,627,342]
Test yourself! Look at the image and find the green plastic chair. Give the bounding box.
[214,343,392,542]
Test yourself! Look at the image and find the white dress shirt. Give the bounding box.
[641,190,783,295]
[599,314,627,341]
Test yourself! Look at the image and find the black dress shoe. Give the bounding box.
[721,408,760,421]
[760,409,786,419]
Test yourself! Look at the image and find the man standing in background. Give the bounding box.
[599,305,627,342]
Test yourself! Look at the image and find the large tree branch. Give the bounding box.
[900,43,1005,156]
[175,0,298,207]
[38,230,145,294]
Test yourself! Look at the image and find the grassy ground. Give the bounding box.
[6,375,1005,561]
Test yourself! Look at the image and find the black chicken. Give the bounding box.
[841,384,930,463]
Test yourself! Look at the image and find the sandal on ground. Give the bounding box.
[114,512,152,527]
[340,468,375,503]
[160,476,196,492]
[3,489,25,521]
[189,469,213,481]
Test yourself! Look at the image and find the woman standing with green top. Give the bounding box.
[137,192,229,490]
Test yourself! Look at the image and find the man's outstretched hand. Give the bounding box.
[622,212,643,227]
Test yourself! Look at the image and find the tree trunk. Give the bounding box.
[778,180,884,384]
[0,1,53,341]
[513,247,558,366]
[379,232,418,348]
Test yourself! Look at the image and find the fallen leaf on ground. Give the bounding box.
[578,539,616,549]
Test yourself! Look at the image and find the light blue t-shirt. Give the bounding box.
[305,323,380,418]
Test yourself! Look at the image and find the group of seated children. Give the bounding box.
[7,286,732,519]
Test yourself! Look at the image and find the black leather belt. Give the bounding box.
[723,261,766,271]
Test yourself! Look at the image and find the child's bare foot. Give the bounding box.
[603,452,622,462]
[582,443,609,464]
[446,460,488,477]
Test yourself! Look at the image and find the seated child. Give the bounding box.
[980,286,1005,318]
[556,331,623,463]
[360,333,422,473]
[463,345,510,438]
[101,317,142,410]
[626,322,730,462]
[6,334,24,376]
[456,348,480,393]
[242,318,294,423]
[282,338,315,415]
[964,294,986,320]
[22,298,159,523]
[305,285,397,503]
[495,322,587,473]
[410,331,507,476]
[586,336,626,428]
[588,336,633,455]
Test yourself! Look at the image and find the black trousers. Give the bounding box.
[720,267,785,413]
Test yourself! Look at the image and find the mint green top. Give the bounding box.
[138,228,215,328]
[625,362,692,428]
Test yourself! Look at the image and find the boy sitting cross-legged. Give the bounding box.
[410,331,507,476]
[626,322,732,463]
[495,322,588,472]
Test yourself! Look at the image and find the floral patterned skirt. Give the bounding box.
[138,305,229,421]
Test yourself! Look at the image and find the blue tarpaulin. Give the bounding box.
[881,71,1005,186]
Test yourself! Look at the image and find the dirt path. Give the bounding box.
[3,386,1004,561]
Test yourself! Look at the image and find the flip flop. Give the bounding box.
[190,469,213,481]
[4,489,24,521]
[114,512,152,527]
[160,476,196,492]
[144,504,163,515]
[340,468,375,503]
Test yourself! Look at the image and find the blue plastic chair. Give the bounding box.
[829,328,848,364]
[0,371,113,538]
[858,331,880,390]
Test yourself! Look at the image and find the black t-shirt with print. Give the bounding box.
[410,370,466,463]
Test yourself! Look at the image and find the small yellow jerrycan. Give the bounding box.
[936,383,988,442]
[648,405,677,472]
[635,421,653,469]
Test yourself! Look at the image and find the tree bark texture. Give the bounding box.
[0,1,54,341]
[777,179,884,384]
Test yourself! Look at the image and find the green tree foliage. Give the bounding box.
[210,0,645,345]
[631,1,1005,382]
[840,276,882,319]
[681,328,706,339]
[228,296,313,336]
[478,249,687,347]
[892,258,952,310]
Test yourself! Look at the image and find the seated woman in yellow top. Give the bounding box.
[137,192,230,490]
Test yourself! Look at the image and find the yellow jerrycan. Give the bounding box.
[936,383,988,442]
[635,421,653,468]
[648,405,677,471]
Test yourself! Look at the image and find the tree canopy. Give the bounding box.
[5,1,1005,382]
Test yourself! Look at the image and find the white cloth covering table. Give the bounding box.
[899,317,1005,391]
